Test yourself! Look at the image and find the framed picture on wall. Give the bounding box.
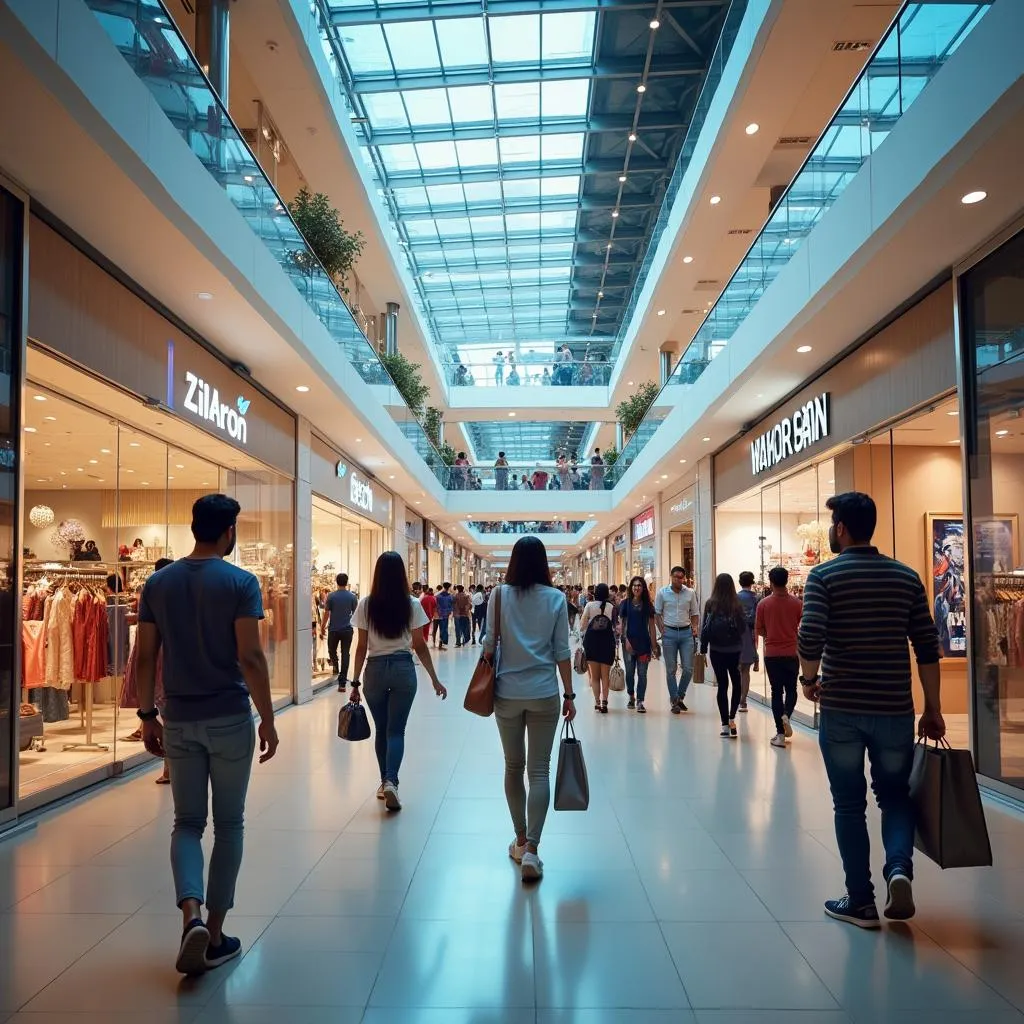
[925,513,1019,658]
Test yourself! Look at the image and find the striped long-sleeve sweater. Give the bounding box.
[797,546,941,715]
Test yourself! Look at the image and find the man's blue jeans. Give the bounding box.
[363,651,418,784]
[661,626,694,703]
[164,712,255,913]
[818,709,916,906]
[455,615,471,646]
[438,616,450,646]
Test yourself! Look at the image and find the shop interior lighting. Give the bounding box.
[509,411,516,417]
[745,123,760,135]
[649,18,660,28]
[961,190,987,205]
[680,459,687,464]
[611,210,620,218]
[100,448,111,454]
[44,416,56,422]
[947,410,959,416]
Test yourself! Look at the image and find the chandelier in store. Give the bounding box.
[51,519,86,557]
[29,504,55,529]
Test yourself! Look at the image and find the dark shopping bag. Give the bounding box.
[554,719,590,812]
[337,701,371,742]
[909,738,992,868]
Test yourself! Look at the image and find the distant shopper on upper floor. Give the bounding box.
[494,351,505,385]
[589,449,604,490]
[798,491,944,930]
[483,536,574,882]
[495,452,510,491]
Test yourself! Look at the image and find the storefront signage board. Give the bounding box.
[310,434,392,527]
[632,507,655,542]
[182,369,249,445]
[750,393,830,475]
[613,532,627,552]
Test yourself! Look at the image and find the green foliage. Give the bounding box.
[287,187,364,292]
[379,352,431,417]
[423,406,444,447]
[615,381,660,439]
[437,442,457,466]
[602,445,619,468]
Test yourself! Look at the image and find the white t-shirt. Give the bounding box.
[471,592,484,607]
[353,595,429,656]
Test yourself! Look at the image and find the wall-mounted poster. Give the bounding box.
[926,513,1019,658]
[927,515,967,658]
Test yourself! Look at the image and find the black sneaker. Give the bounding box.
[637,702,647,714]
[204,934,242,969]
[824,895,880,929]
[627,698,636,709]
[884,873,915,921]
[175,918,210,975]
[670,701,681,715]
[677,701,688,712]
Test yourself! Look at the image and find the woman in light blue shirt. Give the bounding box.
[484,537,575,882]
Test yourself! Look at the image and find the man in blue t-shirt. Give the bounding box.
[137,494,278,978]
[435,582,454,650]
[322,572,359,690]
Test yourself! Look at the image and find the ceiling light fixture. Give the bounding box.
[947,439,961,445]
[636,83,646,94]
[129,442,141,447]
[947,410,959,417]
[618,175,627,183]
[295,385,310,393]
[24,426,36,433]
[628,132,637,143]
[710,195,721,205]
[611,210,619,218]
[196,291,214,300]
[683,255,693,264]
[996,429,1010,437]
[100,448,111,454]
[649,18,660,28]
[33,395,46,402]
[961,190,987,205]
[88,459,98,465]
[355,438,362,442]
[657,309,666,317]
[175,463,184,469]
[745,122,759,135]
[44,416,56,422]
[509,411,516,417]
[661,474,668,479]
[679,459,687,464]
[796,345,813,353]
[702,436,711,442]
[628,380,634,386]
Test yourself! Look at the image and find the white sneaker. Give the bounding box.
[884,872,915,921]
[720,725,730,738]
[382,781,402,811]
[508,840,527,864]
[521,851,543,881]
[770,734,787,748]
[781,714,793,738]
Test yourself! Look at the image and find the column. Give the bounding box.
[695,457,714,607]
[293,417,314,705]
[615,422,624,451]
[384,302,400,356]
[195,0,230,104]
[392,494,406,559]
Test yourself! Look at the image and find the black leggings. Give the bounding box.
[710,650,742,724]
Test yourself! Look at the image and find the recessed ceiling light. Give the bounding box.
[679,459,687,464]
[76,467,83,472]
[43,442,51,447]
[628,132,637,142]
[202,481,210,485]
[996,429,1010,437]
[129,442,141,448]
[710,195,721,205]
[745,122,759,135]
[44,416,56,422]
[611,210,619,218]
[618,175,627,184]
[948,439,960,445]
[389,474,396,479]
[797,345,813,353]
[124,469,134,473]
[702,436,711,442]
[295,385,310,393]
[100,448,111,454]
[355,438,362,442]
[88,459,98,465]
[33,395,46,402]
[24,426,36,433]
[196,291,214,300]
[636,83,647,94]
[649,18,660,29]
[961,190,987,205]
[657,309,666,316]
[36,478,46,483]
[509,411,516,417]
[661,474,668,479]
[947,410,959,416]
[176,463,184,469]
[683,255,693,264]
[415,501,421,505]
[141,481,150,486]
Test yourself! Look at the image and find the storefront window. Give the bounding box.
[961,226,1024,792]
[19,349,294,803]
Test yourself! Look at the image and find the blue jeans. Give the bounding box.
[164,712,255,913]
[438,616,450,646]
[363,651,418,785]
[818,709,916,906]
[622,644,649,702]
[661,626,694,703]
[455,616,471,646]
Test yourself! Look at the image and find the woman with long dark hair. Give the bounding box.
[619,576,659,713]
[580,582,617,712]
[350,552,447,810]
[484,537,575,881]
[700,573,747,738]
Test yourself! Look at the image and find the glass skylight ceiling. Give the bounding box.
[322,0,727,365]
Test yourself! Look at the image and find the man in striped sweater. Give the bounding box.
[798,491,945,929]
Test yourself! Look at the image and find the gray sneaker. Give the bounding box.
[884,873,915,921]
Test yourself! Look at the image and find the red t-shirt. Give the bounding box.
[420,594,438,620]
[755,592,803,658]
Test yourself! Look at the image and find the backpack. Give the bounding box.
[706,610,742,648]
[587,602,613,633]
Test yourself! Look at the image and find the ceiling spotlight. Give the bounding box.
[611,210,620,218]
[129,442,141,447]
[244,175,253,183]
[295,385,310,393]
[44,416,56,422]
[702,436,711,442]
[649,17,660,28]
[628,132,637,142]
[709,195,721,205]
[33,395,47,402]
[175,463,185,469]
[661,474,668,479]
[100,448,111,454]
[947,410,959,417]
[948,439,961,445]
[636,83,647,94]
[796,345,813,353]
[618,175,627,183]
[657,309,666,317]
[606,242,613,250]
[679,458,687,464]
[745,122,759,135]
[509,411,516,417]
[996,429,1010,437]
[628,380,634,386]
[961,190,987,205]
[683,255,693,264]
[597,290,604,298]
[355,438,362,442]
[196,291,214,300]
[24,426,36,433]
[88,459,98,465]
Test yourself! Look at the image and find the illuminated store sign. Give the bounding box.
[670,498,693,516]
[750,393,830,475]
[632,507,655,542]
[183,370,248,444]
[349,473,374,514]
[613,532,627,552]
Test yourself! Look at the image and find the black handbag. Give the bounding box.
[337,701,371,742]
[554,719,590,811]
[909,737,992,868]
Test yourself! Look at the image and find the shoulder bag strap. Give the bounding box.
[495,586,502,645]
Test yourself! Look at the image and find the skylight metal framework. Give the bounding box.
[321,0,727,362]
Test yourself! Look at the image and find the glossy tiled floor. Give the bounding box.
[4,647,1024,1023]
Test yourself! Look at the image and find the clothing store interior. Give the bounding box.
[713,396,1009,742]
[310,495,385,687]
[18,347,294,803]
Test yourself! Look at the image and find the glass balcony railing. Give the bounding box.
[84,0,448,480]
[442,355,611,389]
[414,462,613,492]
[469,521,588,535]
[607,0,993,487]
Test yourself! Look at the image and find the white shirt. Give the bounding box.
[353,595,428,656]
[471,592,484,607]
[654,585,700,628]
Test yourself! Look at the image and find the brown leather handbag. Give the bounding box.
[464,587,501,717]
